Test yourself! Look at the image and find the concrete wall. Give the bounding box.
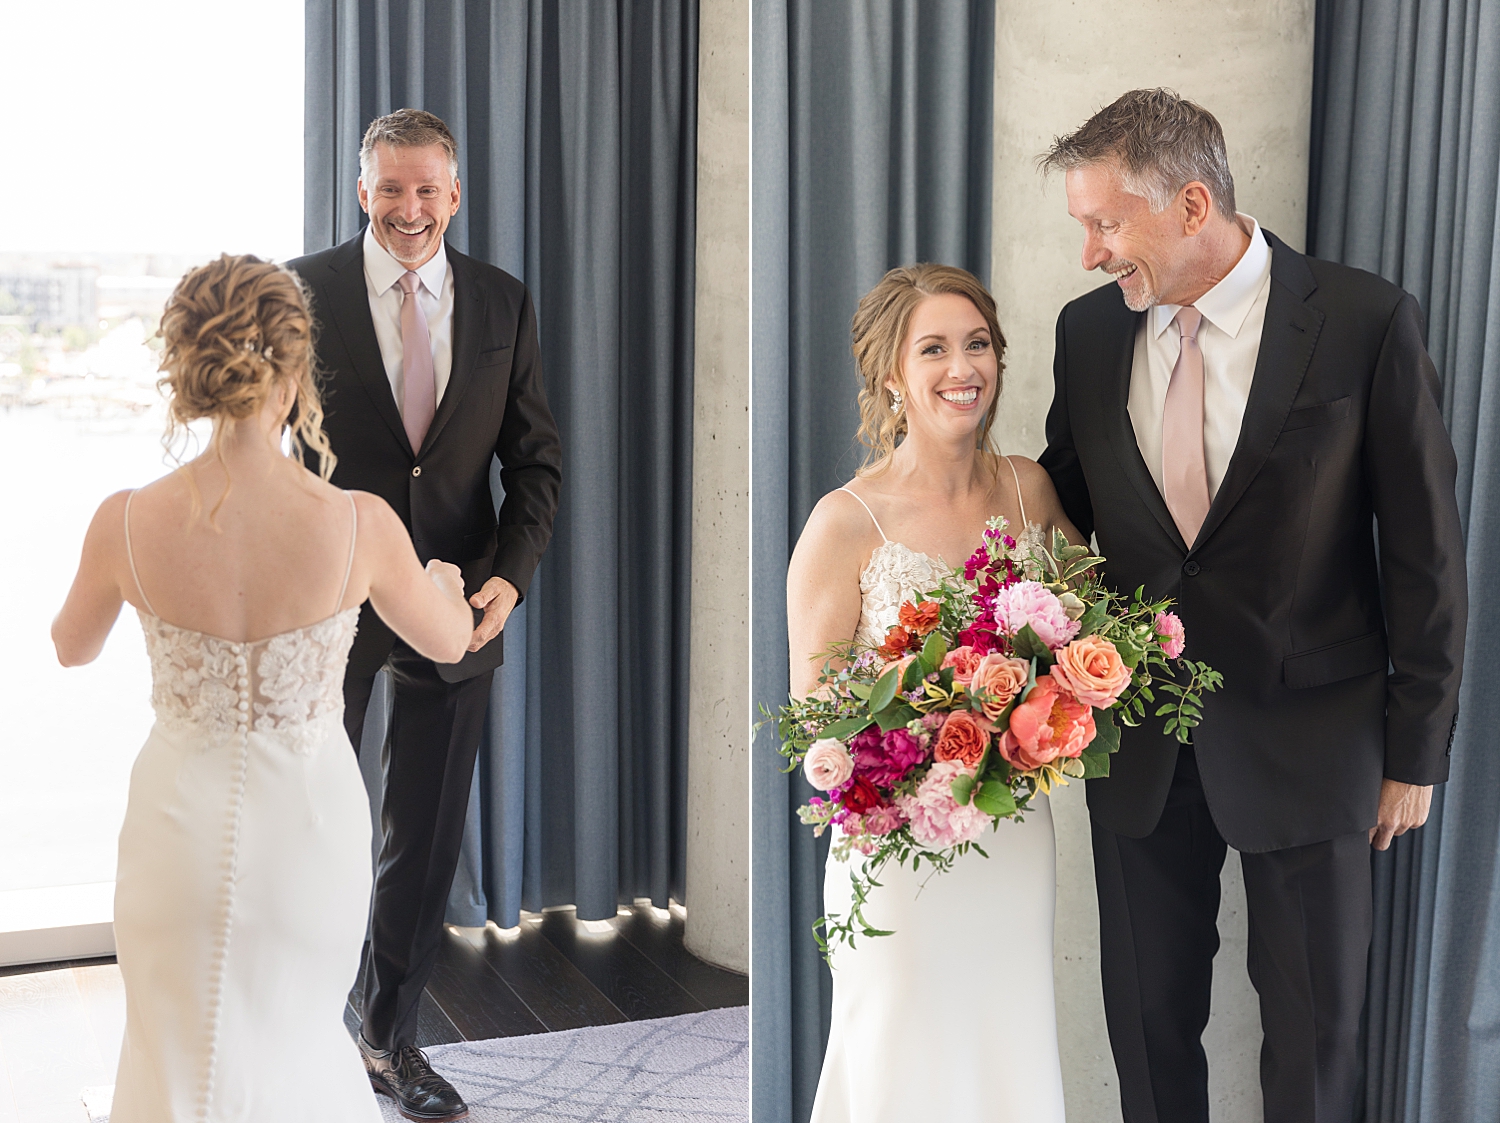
[988,3,1316,1118]
[684,0,750,975]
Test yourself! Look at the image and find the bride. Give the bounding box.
[50,255,474,1122]
[788,264,1081,1122]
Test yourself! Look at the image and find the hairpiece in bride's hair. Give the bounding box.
[890,389,902,414]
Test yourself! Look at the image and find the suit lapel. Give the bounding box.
[420,242,482,457]
[323,233,413,457]
[1191,234,1323,551]
[1098,297,1187,550]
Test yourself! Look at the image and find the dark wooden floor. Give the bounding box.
[351,902,748,1047]
[0,903,745,1120]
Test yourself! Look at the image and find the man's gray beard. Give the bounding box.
[1120,278,1158,313]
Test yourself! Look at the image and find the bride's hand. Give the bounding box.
[425,558,465,601]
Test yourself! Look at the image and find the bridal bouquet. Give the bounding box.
[771,520,1221,955]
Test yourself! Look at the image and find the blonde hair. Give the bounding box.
[157,254,336,520]
[851,263,1007,473]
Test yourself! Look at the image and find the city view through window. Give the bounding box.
[0,0,304,944]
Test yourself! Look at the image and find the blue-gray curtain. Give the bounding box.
[304,0,697,927]
[750,3,994,1120]
[1308,1,1500,1118]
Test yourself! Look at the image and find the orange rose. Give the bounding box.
[968,655,1030,721]
[898,600,942,637]
[997,674,1096,770]
[1051,634,1131,708]
[942,645,984,686]
[876,624,913,660]
[933,710,989,768]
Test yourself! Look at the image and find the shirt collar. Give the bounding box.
[1152,215,1270,340]
[362,224,450,298]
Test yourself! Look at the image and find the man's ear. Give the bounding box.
[357,178,370,215]
[1180,182,1213,236]
[450,177,462,216]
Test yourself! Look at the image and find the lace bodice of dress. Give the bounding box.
[139,608,360,753]
[854,522,1045,650]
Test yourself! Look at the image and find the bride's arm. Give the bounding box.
[52,491,132,667]
[349,493,474,664]
[786,491,872,701]
[1009,456,1084,548]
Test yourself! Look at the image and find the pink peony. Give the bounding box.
[998,673,1097,770]
[1155,612,1186,659]
[990,581,1081,650]
[1051,634,1132,708]
[804,737,854,791]
[852,727,927,787]
[895,761,992,848]
[968,654,1030,720]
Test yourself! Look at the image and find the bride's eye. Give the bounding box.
[921,343,944,356]
[968,338,990,351]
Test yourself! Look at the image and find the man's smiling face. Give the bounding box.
[1064,162,1188,312]
[358,142,461,269]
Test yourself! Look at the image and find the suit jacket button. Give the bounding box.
[1183,560,1201,576]
[412,466,422,477]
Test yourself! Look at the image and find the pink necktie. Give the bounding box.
[1162,306,1211,547]
[398,271,436,453]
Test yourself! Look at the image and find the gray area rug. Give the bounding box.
[376,1006,748,1122]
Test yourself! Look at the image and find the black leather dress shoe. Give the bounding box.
[359,1036,469,1122]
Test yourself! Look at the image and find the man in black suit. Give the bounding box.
[1038,90,1466,1123]
[290,109,561,1121]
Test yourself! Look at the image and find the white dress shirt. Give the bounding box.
[1128,215,1272,501]
[362,224,455,413]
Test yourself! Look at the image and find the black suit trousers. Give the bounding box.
[343,642,494,1051]
[1092,748,1373,1123]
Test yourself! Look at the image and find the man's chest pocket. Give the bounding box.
[1282,395,1351,432]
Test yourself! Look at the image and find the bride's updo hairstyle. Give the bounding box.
[851,263,1006,474]
[157,254,336,490]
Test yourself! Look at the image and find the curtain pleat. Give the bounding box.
[303,0,696,930]
[1308,1,1500,1117]
[750,4,994,1121]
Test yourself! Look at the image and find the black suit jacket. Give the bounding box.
[289,232,562,681]
[1039,230,1467,852]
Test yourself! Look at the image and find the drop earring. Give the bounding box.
[890,389,902,414]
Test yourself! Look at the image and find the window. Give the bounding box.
[0,0,303,962]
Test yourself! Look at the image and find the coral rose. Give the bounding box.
[941,645,984,686]
[1155,611,1186,659]
[932,710,989,768]
[1051,635,1131,708]
[898,600,942,636]
[968,654,1029,721]
[997,674,1097,770]
[841,775,881,814]
[804,737,855,791]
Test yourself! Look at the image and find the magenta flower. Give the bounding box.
[852,727,927,787]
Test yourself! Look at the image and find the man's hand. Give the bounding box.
[1369,779,1433,851]
[468,577,519,652]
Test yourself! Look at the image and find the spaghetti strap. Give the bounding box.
[838,486,890,543]
[123,489,160,618]
[335,491,357,613]
[1003,456,1030,529]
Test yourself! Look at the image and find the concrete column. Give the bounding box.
[684,0,749,974]
[988,4,1315,1119]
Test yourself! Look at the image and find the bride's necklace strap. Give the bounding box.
[1002,454,1030,529]
[123,489,161,618]
[335,491,358,614]
[837,487,890,544]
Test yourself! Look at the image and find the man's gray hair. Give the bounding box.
[359,108,460,182]
[1039,88,1237,219]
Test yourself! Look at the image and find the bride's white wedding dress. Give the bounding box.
[811,479,1066,1123]
[109,490,380,1123]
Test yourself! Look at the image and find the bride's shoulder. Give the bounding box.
[804,484,883,542]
